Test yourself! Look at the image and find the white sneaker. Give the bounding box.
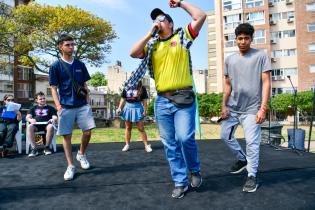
[76,151,90,170]
[64,165,75,181]
[145,144,152,153]
[122,144,130,152]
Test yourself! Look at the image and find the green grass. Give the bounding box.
[57,123,315,145]
[56,124,160,144]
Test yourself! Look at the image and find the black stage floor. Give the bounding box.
[1,140,315,210]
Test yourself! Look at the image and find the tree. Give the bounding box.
[2,3,117,72]
[297,91,313,116]
[147,97,155,116]
[271,90,313,119]
[198,93,222,118]
[89,71,107,87]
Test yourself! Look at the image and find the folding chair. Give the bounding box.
[25,121,57,154]
[15,121,23,154]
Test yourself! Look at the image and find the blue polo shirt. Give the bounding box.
[49,59,91,108]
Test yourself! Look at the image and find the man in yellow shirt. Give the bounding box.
[129,0,206,199]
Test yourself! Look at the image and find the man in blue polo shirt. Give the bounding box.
[49,34,96,181]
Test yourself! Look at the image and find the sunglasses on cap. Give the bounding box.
[154,15,166,23]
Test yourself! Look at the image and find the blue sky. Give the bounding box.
[36,0,214,74]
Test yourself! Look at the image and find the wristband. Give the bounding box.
[260,106,267,113]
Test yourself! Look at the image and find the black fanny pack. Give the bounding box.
[158,87,195,108]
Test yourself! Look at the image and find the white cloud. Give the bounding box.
[89,0,130,11]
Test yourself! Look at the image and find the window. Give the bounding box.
[224,14,241,29]
[284,68,297,76]
[246,0,263,8]
[306,3,315,11]
[283,88,295,94]
[309,44,315,52]
[271,69,284,80]
[271,31,281,39]
[16,83,30,98]
[272,50,282,58]
[270,13,281,21]
[253,30,266,44]
[224,33,236,47]
[310,65,315,73]
[283,49,296,56]
[209,40,216,45]
[269,0,285,3]
[208,31,216,36]
[223,0,242,11]
[272,88,283,96]
[307,23,315,32]
[283,30,295,38]
[246,11,265,25]
[46,87,52,96]
[18,66,31,80]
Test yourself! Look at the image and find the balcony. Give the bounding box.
[270,39,277,44]
[287,17,294,23]
[268,2,274,7]
[269,20,276,25]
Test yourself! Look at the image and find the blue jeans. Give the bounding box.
[0,122,19,148]
[154,95,200,186]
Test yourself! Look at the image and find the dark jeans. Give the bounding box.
[0,122,19,148]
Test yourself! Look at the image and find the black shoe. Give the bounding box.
[28,148,39,157]
[190,171,202,188]
[230,160,247,174]
[171,186,188,199]
[43,147,52,155]
[243,176,258,193]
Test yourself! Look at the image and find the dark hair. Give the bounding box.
[137,81,143,99]
[57,34,74,45]
[3,94,13,101]
[35,91,45,100]
[235,23,255,38]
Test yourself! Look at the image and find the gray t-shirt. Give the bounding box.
[224,48,271,114]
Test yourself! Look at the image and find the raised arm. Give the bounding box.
[130,23,158,58]
[169,0,206,34]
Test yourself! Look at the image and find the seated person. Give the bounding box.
[0,94,22,157]
[26,91,57,157]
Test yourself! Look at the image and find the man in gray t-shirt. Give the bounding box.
[220,23,271,193]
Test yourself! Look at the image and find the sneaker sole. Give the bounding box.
[64,177,74,181]
[191,177,203,188]
[230,165,247,174]
[171,186,189,199]
[243,184,258,193]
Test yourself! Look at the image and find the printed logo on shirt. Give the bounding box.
[126,89,138,101]
[35,108,49,117]
[170,41,177,47]
[75,69,82,73]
